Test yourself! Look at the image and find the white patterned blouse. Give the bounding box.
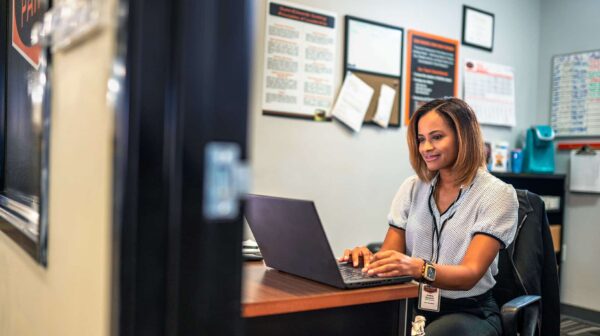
[387,168,518,299]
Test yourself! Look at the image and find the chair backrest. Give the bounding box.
[493,189,538,306]
[492,189,560,336]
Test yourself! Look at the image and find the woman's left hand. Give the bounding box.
[364,250,422,278]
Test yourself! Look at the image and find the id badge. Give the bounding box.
[418,283,441,312]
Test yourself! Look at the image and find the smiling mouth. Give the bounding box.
[423,155,440,162]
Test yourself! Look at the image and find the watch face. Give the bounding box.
[426,266,436,280]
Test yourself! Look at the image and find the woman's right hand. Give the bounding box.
[338,246,373,269]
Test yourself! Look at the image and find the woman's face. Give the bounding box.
[417,110,458,172]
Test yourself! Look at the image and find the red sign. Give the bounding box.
[11,0,43,69]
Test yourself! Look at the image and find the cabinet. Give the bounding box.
[492,172,566,274]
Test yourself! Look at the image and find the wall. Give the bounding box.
[248,0,542,254]
[0,0,116,334]
[537,0,600,312]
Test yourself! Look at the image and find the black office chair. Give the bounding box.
[367,189,560,336]
[492,189,560,336]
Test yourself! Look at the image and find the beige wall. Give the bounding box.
[0,1,115,335]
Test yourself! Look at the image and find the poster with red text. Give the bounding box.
[262,1,337,119]
[405,30,459,124]
[11,0,44,69]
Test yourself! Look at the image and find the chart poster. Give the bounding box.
[405,30,459,124]
[262,1,337,119]
[551,50,600,137]
[464,60,516,127]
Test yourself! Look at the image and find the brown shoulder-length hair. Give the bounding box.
[407,97,485,186]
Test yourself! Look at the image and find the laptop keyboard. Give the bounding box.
[338,264,373,281]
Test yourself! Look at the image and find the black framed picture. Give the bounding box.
[462,5,495,52]
[0,0,51,265]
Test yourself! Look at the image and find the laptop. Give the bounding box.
[244,194,413,289]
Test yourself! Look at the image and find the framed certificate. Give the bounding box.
[462,5,495,52]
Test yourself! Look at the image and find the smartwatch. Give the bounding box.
[421,259,436,283]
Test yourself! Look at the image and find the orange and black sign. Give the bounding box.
[404,30,459,124]
[11,0,44,68]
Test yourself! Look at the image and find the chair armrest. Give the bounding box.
[502,295,541,312]
[501,295,541,336]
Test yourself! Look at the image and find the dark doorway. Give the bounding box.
[111,0,251,335]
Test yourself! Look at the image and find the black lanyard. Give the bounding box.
[427,184,463,263]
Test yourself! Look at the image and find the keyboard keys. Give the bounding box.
[338,264,373,280]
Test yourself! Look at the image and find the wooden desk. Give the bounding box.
[243,261,419,336]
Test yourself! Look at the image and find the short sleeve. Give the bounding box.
[472,183,518,249]
[387,176,418,230]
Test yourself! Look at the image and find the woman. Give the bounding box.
[340,97,518,336]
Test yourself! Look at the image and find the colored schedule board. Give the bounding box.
[551,50,600,137]
[405,30,459,124]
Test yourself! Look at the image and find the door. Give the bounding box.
[111,0,251,335]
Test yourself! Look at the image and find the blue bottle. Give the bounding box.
[511,149,523,174]
[523,125,555,174]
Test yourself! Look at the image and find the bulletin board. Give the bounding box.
[343,16,404,127]
[551,49,600,137]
